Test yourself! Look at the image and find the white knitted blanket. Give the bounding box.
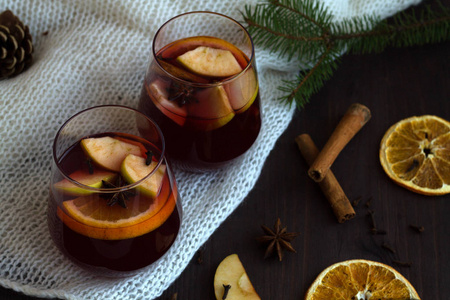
[0,0,421,299]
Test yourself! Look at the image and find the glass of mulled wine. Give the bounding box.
[48,105,182,277]
[138,11,262,172]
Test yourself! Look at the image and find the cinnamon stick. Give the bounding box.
[296,134,355,223]
[308,103,371,182]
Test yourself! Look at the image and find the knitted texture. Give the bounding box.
[0,0,421,299]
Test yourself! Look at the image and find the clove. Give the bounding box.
[392,260,412,267]
[410,225,425,233]
[351,196,362,207]
[86,158,94,174]
[222,284,231,300]
[382,242,397,254]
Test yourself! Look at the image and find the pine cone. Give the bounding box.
[0,10,33,79]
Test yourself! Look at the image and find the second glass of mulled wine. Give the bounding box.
[138,11,262,172]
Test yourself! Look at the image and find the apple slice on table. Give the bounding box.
[81,136,144,172]
[214,254,261,300]
[54,170,116,196]
[225,68,259,114]
[121,154,166,198]
[146,79,188,126]
[177,46,243,77]
[186,86,235,131]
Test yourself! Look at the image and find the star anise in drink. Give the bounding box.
[101,176,135,208]
[167,82,197,106]
[256,218,300,261]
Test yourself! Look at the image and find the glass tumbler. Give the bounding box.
[138,11,261,172]
[48,105,181,276]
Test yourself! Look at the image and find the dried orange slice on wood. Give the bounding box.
[380,115,450,195]
[305,259,420,300]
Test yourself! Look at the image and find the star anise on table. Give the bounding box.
[101,176,135,208]
[256,218,300,261]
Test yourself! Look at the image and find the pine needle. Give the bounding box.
[243,0,450,109]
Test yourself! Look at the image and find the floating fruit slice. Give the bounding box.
[214,254,261,300]
[146,80,187,126]
[58,176,175,240]
[81,136,144,172]
[156,58,209,83]
[121,154,166,198]
[305,259,420,300]
[177,46,243,77]
[380,115,450,195]
[186,86,235,131]
[225,68,258,114]
[115,136,148,157]
[62,175,169,229]
[160,36,249,68]
[53,170,116,196]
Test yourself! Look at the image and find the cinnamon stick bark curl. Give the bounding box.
[296,134,355,223]
[308,103,371,182]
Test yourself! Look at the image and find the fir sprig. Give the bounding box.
[243,0,450,109]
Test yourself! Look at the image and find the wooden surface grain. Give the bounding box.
[1,4,449,300]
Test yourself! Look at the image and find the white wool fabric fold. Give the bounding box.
[0,0,421,299]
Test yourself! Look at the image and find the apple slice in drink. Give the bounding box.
[81,137,144,172]
[225,68,258,114]
[177,46,243,77]
[214,254,261,300]
[186,86,235,131]
[54,170,117,196]
[146,79,188,126]
[160,36,249,69]
[121,154,166,198]
[156,58,209,84]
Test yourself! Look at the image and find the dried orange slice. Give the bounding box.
[380,115,450,195]
[305,259,420,300]
[58,175,176,240]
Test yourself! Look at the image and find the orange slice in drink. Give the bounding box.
[305,259,420,300]
[59,173,175,240]
[380,115,450,195]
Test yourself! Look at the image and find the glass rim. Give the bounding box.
[52,105,166,193]
[152,10,256,87]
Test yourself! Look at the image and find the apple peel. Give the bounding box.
[121,154,166,198]
[54,170,117,196]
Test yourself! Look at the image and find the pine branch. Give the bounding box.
[243,0,450,109]
[279,44,339,108]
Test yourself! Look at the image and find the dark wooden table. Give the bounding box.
[2,6,449,300]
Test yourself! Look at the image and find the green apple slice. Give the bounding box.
[81,137,143,172]
[177,46,243,77]
[54,170,117,196]
[186,86,235,131]
[225,68,259,114]
[121,154,166,198]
